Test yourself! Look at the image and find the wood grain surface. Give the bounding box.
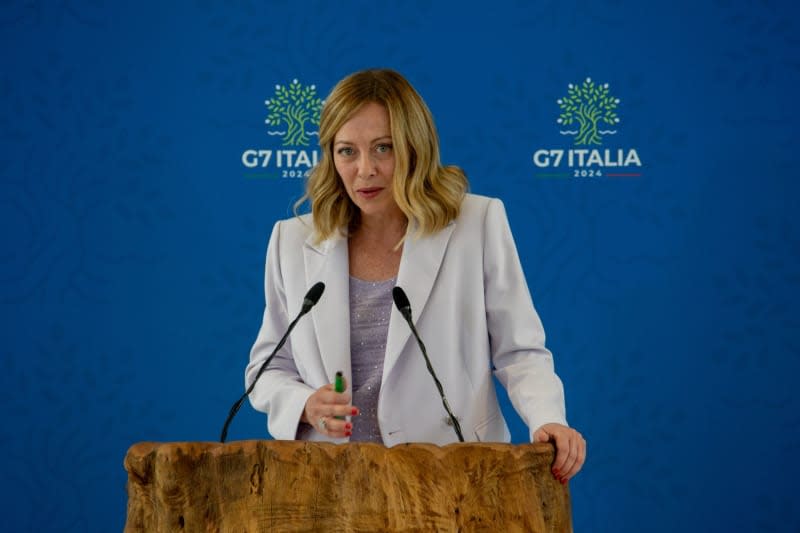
[124,440,572,532]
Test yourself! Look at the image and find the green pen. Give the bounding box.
[334,371,345,420]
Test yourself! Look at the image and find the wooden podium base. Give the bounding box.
[124,440,572,532]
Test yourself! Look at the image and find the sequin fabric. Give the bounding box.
[348,276,395,444]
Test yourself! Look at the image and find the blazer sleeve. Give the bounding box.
[245,220,315,440]
[483,198,568,440]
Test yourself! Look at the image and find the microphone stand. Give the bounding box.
[220,283,324,443]
[393,287,464,442]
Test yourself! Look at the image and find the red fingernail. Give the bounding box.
[552,468,560,475]
[352,408,359,416]
[345,431,352,437]
[345,423,352,430]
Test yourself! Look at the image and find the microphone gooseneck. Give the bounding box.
[392,286,464,442]
[220,282,326,443]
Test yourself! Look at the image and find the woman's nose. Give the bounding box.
[357,152,377,178]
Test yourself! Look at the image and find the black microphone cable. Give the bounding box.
[220,282,325,443]
[392,286,464,442]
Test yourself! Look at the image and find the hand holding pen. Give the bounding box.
[301,371,358,438]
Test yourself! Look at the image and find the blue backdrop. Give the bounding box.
[2,1,799,531]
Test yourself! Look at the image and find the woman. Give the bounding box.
[246,69,585,482]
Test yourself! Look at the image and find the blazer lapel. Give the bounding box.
[383,221,456,380]
[304,233,351,384]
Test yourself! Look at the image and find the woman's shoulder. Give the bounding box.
[270,213,315,244]
[459,193,505,219]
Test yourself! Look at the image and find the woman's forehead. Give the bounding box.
[334,102,392,142]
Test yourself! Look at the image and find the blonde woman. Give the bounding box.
[246,69,585,483]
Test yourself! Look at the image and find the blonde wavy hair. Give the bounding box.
[297,68,468,242]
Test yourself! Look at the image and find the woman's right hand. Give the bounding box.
[301,383,359,438]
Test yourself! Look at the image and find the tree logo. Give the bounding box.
[265,79,323,147]
[557,77,620,146]
[242,78,325,179]
[532,76,642,179]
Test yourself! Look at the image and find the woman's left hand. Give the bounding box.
[533,423,586,484]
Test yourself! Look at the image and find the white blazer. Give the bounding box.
[246,194,567,447]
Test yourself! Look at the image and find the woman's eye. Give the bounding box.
[337,147,354,156]
[376,144,392,153]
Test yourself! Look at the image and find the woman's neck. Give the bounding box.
[353,211,407,244]
[348,210,407,281]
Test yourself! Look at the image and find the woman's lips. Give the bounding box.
[357,187,383,199]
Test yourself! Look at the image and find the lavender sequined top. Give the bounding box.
[348,276,395,443]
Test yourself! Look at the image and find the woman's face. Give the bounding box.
[333,102,399,220]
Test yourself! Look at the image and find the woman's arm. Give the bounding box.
[483,198,585,480]
[245,220,316,440]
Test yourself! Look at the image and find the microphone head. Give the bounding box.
[305,281,325,306]
[300,281,325,315]
[301,282,325,313]
[392,286,412,318]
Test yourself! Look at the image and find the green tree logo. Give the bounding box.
[557,77,620,145]
[265,79,324,146]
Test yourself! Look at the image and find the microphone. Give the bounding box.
[392,286,464,442]
[220,282,325,443]
[302,281,325,313]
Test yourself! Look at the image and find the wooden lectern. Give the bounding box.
[124,441,572,532]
